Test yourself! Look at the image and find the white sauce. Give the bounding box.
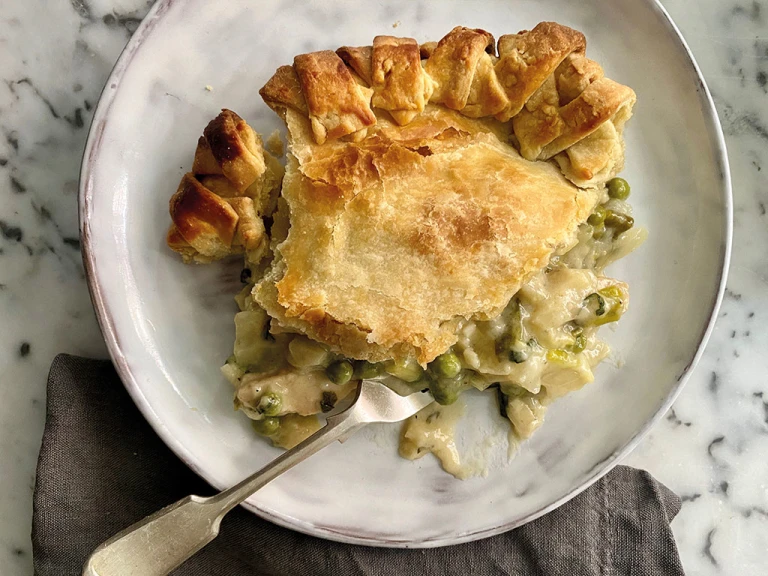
[399,401,470,479]
[225,215,646,475]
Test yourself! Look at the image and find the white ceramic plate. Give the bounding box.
[80,0,731,547]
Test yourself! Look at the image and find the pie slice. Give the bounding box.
[253,104,599,365]
[253,22,635,365]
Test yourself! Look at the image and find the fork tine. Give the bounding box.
[354,380,434,423]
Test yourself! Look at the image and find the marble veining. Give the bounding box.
[0,0,766,573]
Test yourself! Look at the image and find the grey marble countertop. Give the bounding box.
[1,0,766,573]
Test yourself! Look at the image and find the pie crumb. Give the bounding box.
[204,85,213,92]
[392,20,400,28]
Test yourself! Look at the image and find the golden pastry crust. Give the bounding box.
[461,45,509,118]
[419,41,438,59]
[260,23,635,187]
[556,52,605,105]
[167,110,283,264]
[539,77,636,158]
[192,109,266,191]
[423,27,496,112]
[513,57,636,162]
[259,65,308,116]
[254,106,599,364]
[336,45,373,84]
[227,197,269,262]
[167,174,269,265]
[493,22,586,121]
[369,36,433,125]
[166,223,206,263]
[169,173,239,261]
[553,98,634,186]
[293,51,377,144]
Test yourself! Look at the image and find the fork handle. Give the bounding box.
[82,409,363,576]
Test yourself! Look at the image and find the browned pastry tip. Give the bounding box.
[494,21,586,121]
[191,109,267,192]
[166,224,192,252]
[293,50,377,144]
[169,173,239,261]
[166,107,287,264]
[424,26,496,111]
[259,65,309,116]
[370,35,433,125]
[336,45,373,84]
[191,136,222,175]
[555,53,605,105]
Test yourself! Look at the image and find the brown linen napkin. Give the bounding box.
[33,354,686,575]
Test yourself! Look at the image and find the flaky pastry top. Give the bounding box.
[253,106,600,364]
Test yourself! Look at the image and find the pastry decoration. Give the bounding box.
[261,22,636,187]
[166,109,284,264]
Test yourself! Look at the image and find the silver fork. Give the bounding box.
[82,381,433,576]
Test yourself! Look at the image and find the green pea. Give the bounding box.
[607,177,630,200]
[587,205,607,227]
[430,352,462,378]
[353,360,382,380]
[252,416,280,436]
[429,377,461,405]
[604,210,634,233]
[257,392,282,417]
[326,360,354,385]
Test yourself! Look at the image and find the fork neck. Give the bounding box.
[208,407,365,516]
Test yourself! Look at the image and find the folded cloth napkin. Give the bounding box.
[33,354,686,575]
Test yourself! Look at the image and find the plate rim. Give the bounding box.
[79,0,733,548]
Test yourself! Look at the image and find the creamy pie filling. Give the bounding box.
[221,183,645,475]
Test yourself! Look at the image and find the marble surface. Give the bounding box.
[0,0,764,573]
